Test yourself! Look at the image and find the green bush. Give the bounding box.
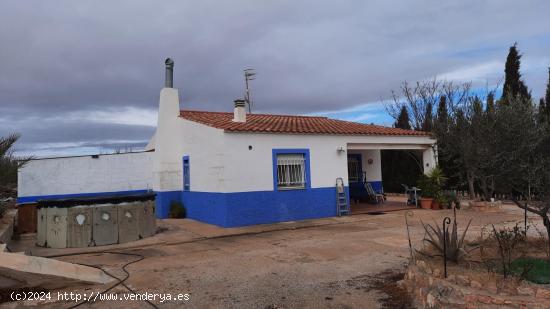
[169,201,186,218]
[511,257,550,284]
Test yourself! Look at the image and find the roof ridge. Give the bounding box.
[180,109,328,119]
[178,109,430,137]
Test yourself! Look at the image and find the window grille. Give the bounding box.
[348,157,361,182]
[276,154,306,189]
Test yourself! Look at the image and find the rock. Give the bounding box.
[536,288,550,299]
[477,295,493,304]
[470,280,482,289]
[486,281,498,294]
[407,269,415,280]
[456,275,470,286]
[426,292,437,308]
[491,297,505,305]
[517,286,534,296]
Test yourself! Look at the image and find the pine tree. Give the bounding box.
[502,43,531,101]
[421,103,434,132]
[540,98,547,122]
[546,67,550,111]
[395,106,411,130]
[539,67,550,122]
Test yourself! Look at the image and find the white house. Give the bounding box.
[18,60,436,227]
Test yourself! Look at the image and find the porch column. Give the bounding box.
[422,146,437,175]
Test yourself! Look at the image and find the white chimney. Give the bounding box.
[233,99,247,122]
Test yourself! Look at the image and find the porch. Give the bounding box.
[350,195,415,215]
[344,140,436,214]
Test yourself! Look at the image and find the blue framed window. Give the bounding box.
[183,156,190,191]
[272,149,311,191]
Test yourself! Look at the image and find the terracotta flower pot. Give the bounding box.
[431,200,441,210]
[420,198,433,209]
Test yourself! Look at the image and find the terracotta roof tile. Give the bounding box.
[179,110,430,136]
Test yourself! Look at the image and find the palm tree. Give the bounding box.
[0,133,31,186]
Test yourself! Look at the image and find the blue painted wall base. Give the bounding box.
[182,186,348,228]
[155,190,183,219]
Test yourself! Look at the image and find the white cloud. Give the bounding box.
[83,107,157,127]
[440,61,503,82]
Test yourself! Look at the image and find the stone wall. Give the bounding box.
[401,259,550,308]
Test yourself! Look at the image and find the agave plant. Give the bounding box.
[420,210,472,262]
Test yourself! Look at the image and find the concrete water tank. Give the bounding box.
[36,193,156,248]
[36,207,47,247]
[46,207,68,249]
[118,203,140,243]
[67,206,93,248]
[92,204,119,246]
[139,201,156,238]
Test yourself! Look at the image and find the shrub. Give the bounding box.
[168,201,186,218]
[491,223,526,278]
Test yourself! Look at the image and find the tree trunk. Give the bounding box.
[544,215,550,254]
[480,177,489,201]
[467,172,475,200]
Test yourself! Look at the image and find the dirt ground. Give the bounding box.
[2,202,539,309]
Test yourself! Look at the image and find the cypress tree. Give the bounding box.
[395,106,412,130]
[546,67,550,111]
[421,103,434,132]
[502,43,531,101]
[435,95,448,133]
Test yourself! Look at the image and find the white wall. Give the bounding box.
[180,119,226,192]
[18,151,154,197]
[169,123,436,193]
[222,133,349,192]
[348,149,382,182]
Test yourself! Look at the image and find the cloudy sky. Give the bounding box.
[1,1,549,157]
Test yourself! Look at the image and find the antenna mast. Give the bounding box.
[244,68,256,113]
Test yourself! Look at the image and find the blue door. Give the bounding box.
[347,154,367,201]
[183,156,190,191]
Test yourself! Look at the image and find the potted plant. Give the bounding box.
[417,167,447,210]
[433,193,447,210]
[417,175,436,209]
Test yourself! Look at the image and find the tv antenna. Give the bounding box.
[244,68,256,113]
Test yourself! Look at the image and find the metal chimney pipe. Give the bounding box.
[165,58,174,88]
